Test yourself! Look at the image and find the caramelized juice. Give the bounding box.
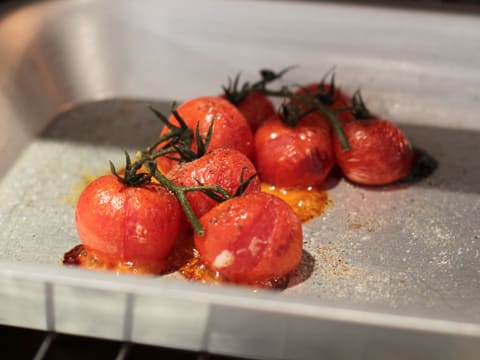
[261,183,330,222]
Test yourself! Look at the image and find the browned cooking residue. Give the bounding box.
[347,214,383,232]
[315,245,352,278]
[63,244,168,274]
[63,234,289,289]
[261,184,331,222]
[62,231,194,275]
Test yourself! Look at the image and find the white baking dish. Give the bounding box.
[1,1,479,359]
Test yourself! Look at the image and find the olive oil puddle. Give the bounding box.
[261,184,330,222]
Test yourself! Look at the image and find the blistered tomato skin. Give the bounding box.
[194,192,302,283]
[334,119,414,185]
[75,175,182,269]
[222,92,275,132]
[254,112,334,188]
[157,96,254,173]
[167,148,261,219]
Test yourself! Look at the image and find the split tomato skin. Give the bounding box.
[167,148,260,219]
[157,96,254,173]
[334,119,414,185]
[194,192,303,283]
[254,112,335,188]
[75,175,182,269]
[222,91,275,132]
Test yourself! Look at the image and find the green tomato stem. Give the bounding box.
[184,185,231,202]
[262,88,351,151]
[313,102,351,151]
[112,105,242,236]
[145,161,205,236]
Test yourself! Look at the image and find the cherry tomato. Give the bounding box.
[194,192,302,283]
[334,119,413,185]
[75,175,182,270]
[254,112,334,188]
[297,82,350,105]
[157,96,254,173]
[222,91,275,132]
[298,83,354,125]
[167,148,260,219]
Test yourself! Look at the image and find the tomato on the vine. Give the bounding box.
[157,96,254,173]
[68,66,426,285]
[167,147,260,219]
[296,82,350,106]
[334,118,413,185]
[194,192,302,284]
[295,82,354,124]
[75,175,182,271]
[254,111,334,188]
[220,67,292,132]
[333,93,413,185]
[222,91,275,132]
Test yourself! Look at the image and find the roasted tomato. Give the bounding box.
[295,81,354,124]
[157,96,254,173]
[221,67,291,132]
[333,92,414,185]
[296,82,350,107]
[222,91,275,132]
[334,118,413,185]
[254,112,334,188]
[194,192,302,284]
[75,175,182,271]
[167,148,260,219]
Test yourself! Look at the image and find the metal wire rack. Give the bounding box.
[0,325,252,360]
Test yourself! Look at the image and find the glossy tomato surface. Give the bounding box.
[194,192,302,283]
[75,175,182,269]
[167,148,260,219]
[157,96,254,173]
[222,91,275,132]
[254,112,334,188]
[334,118,414,185]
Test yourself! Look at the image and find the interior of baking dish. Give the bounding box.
[0,1,479,359]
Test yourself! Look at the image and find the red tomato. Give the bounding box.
[222,91,275,132]
[334,119,414,185]
[295,82,354,125]
[157,96,254,173]
[254,112,334,188]
[194,192,302,283]
[296,82,350,105]
[75,175,182,270]
[167,148,260,219]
